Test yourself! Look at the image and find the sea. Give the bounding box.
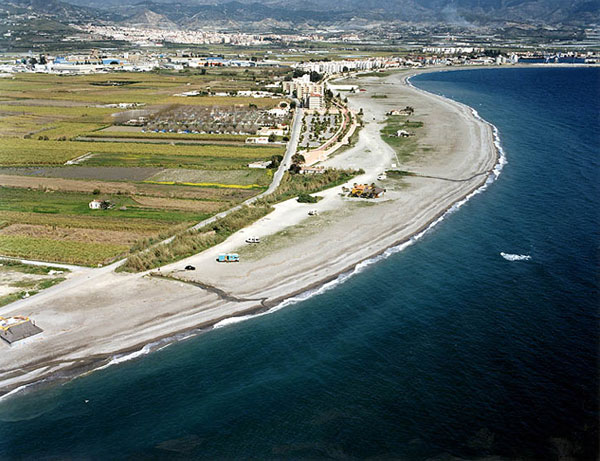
[0,67,598,460]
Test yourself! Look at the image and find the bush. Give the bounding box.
[297,193,318,203]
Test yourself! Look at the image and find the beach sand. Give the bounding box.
[0,69,498,396]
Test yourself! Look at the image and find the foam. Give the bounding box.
[500,252,532,261]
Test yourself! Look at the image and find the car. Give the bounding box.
[308,210,318,216]
[184,265,195,270]
[245,237,260,244]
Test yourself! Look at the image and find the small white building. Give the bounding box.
[245,136,270,144]
[248,160,272,169]
[397,129,410,137]
[89,199,103,209]
[308,93,324,110]
[258,127,286,137]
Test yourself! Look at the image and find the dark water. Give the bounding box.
[1,68,598,460]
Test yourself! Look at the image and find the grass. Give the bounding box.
[85,131,249,142]
[0,258,71,274]
[119,204,273,272]
[0,187,217,265]
[0,138,283,167]
[0,235,128,266]
[380,115,425,162]
[0,187,211,224]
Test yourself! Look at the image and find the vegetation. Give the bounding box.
[0,258,71,275]
[386,170,416,178]
[297,193,320,203]
[120,205,273,272]
[380,115,425,161]
[260,169,361,205]
[0,235,129,266]
[0,276,66,307]
[0,71,289,266]
[0,138,283,167]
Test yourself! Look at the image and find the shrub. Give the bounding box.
[297,193,318,203]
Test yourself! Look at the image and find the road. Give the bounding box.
[187,106,303,232]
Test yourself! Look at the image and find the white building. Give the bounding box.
[282,74,324,106]
[308,93,324,110]
[245,136,270,144]
[89,200,103,209]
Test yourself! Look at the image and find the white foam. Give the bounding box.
[500,252,532,261]
[0,382,38,403]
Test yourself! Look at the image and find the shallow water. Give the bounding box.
[1,67,598,460]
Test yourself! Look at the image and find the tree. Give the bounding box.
[292,153,305,164]
[268,134,276,143]
[289,163,302,174]
[268,154,283,169]
[309,71,323,82]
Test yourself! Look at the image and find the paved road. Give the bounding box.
[188,106,303,232]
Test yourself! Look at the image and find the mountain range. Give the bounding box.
[2,0,598,29]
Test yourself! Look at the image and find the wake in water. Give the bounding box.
[500,252,532,261]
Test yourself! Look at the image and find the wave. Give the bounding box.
[500,252,532,261]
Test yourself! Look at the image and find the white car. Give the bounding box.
[245,237,260,244]
[308,210,318,216]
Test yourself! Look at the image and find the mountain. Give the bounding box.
[0,0,119,22]
[3,0,597,29]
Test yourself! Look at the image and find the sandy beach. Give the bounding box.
[0,68,499,397]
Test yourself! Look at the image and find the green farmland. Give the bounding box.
[0,70,289,265]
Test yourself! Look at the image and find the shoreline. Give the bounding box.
[0,66,502,399]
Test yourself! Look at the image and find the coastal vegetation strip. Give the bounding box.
[120,169,362,272]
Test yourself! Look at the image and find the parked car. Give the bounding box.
[185,265,195,270]
[217,253,240,263]
[308,210,318,216]
[245,237,260,244]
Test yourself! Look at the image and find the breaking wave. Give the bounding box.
[500,252,532,261]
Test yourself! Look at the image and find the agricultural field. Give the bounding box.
[0,70,289,265]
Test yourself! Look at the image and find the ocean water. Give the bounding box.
[1,67,598,459]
